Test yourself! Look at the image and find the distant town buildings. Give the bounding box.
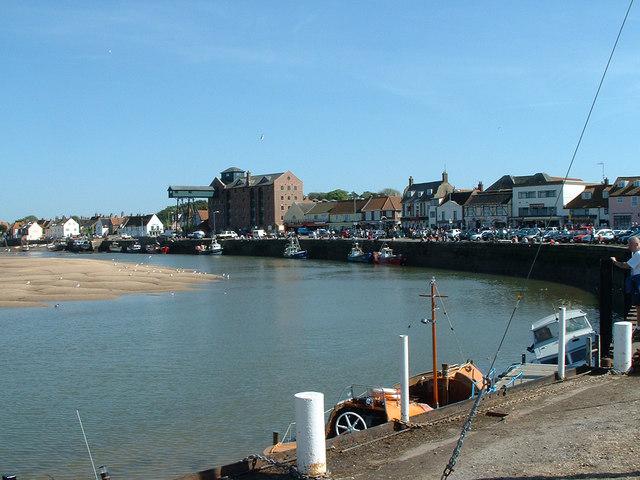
[120,214,164,237]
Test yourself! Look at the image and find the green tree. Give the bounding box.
[360,191,377,198]
[307,192,326,200]
[16,215,37,223]
[324,189,349,201]
[378,188,401,196]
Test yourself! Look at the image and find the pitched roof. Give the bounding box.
[221,166,244,173]
[123,214,155,228]
[328,199,368,214]
[465,190,512,206]
[295,202,317,214]
[361,196,402,212]
[488,173,583,190]
[226,172,285,188]
[403,181,443,201]
[442,190,474,206]
[306,201,337,215]
[565,184,609,209]
[608,176,640,197]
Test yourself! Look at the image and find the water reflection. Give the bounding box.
[0,253,597,479]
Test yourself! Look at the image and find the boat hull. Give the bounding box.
[373,254,404,265]
[284,250,307,259]
[347,253,372,263]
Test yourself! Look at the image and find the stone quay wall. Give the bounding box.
[220,239,628,294]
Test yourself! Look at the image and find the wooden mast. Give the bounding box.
[430,278,439,408]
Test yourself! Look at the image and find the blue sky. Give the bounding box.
[1,1,638,220]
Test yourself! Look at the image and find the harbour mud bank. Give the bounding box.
[0,256,218,307]
[221,239,625,294]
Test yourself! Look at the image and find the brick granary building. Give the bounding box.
[208,167,304,232]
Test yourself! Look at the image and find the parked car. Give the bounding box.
[188,230,206,239]
[446,229,461,240]
[217,230,238,240]
[583,228,614,244]
[572,229,593,243]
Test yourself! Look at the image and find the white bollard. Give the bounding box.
[613,321,633,373]
[557,307,566,380]
[400,335,410,423]
[294,391,326,477]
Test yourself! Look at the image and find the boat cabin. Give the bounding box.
[530,309,595,366]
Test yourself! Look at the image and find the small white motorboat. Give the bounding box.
[528,309,596,367]
[210,240,223,255]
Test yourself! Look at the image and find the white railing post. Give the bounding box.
[294,391,326,477]
[400,335,410,423]
[613,321,633,373]
[558,307,566,380]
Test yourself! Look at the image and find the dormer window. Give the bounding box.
[581,192,592,200]
[634,180,640,188]
[618,180,629,188]
[603,190,609,198]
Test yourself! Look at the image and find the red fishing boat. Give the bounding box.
[372,243,405,265]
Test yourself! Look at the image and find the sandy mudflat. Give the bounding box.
[0,255,218,308]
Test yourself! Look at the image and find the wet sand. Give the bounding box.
[0,256,218,308]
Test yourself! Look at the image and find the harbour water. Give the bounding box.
[0,253,597,479]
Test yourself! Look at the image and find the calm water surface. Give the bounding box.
[0,252,597,479]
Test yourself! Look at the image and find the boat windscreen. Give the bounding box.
[566,316,590,333]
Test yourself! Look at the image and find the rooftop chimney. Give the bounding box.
[478,181,484,192]
[603,177,609,186]
[408,176,414,187]
[442,171,448,184]
[245,170,251,186]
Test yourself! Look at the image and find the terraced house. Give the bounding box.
[607,176,640,228]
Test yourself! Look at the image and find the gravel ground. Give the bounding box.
[238,372,640,480]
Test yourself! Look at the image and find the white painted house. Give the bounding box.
[19,222,44,241]
[121,214,164,237]
[436,191,474,227]
[511,173,585,226]
[47,218,80,238]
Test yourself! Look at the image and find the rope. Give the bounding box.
[440,2,634,477]
[434,282,466,364]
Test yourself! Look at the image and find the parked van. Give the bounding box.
[252,229,266,238]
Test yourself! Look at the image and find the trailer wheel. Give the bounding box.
[334,411,367,435]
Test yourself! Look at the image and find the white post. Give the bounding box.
[294,392,326,477]
[613,321,633,373]
[558,307,566,380]
[400,335,410,423]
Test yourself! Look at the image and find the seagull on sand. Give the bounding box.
[75,283,80,288]
[26,281,31,285]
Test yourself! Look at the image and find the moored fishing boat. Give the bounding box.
[210,240,223,255]
[47,240,66,251]
[127,242,142,253]
[108,242,123,253]
[283,236,307,259]
[144,242,160,254]
[372,243,404,265]
[347,242,372,263]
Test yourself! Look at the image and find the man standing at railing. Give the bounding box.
[611,236,640,335]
